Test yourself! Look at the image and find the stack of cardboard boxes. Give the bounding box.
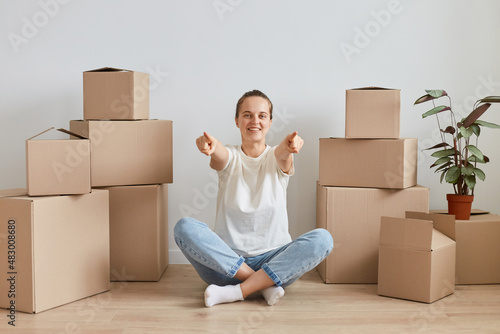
[0,67,172,313]
[72,68,172,283]
[316,87,500,303]
[317,87,430,284]
[1,129,109,313]
[316,87,459,303]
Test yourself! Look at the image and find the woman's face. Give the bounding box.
[235,96,272,143]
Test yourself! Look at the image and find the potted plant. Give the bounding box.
[414,90,500,219]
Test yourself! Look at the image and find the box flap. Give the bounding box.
[431,229,456,250]
[27,127,88,140]
[27,127,54,140]
[56,128,87,139]
[84,67,130,73]
[406,211,456,241]
[380,216,433,251]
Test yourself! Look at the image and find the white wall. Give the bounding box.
[2,0,500,264]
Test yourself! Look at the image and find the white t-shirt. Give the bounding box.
[214,145,293,257]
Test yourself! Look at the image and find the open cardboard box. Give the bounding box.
[345,87,400,139]
[26,127,91,196]
[378,211,456,303]
[319,137,417,189]
[0,190,110,313]
[83,67,149,120]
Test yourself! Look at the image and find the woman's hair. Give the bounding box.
[235,90,273,120]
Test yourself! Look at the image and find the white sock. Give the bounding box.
[204,284,244,307]
[261,286,285,306]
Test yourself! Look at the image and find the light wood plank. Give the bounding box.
[1,264,499,333]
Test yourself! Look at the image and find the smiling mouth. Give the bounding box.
[248,127,261,132]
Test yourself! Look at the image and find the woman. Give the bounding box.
[174,90,333,307]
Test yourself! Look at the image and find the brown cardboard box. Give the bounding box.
[378,212,456,303]
[345,87,400,139]
[456,213,500,284]
[69,120,173,187]
[103,184,168,282]
[83,67,149,120]
[431,210,500,284]
[0,190,110,313]
[26,128,91,197]
[316,183,429,283]
[319,138,417,189]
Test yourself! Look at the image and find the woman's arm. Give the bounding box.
[196,132,229,171]
[274,131,304,174]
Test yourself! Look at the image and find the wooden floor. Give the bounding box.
[2,264,500,333]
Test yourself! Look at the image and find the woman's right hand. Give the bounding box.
[196,132,217,156]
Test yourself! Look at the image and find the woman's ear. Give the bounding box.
[235,117,239,128]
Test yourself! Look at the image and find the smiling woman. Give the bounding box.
[174,89,333,308]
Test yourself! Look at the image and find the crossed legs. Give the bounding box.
[174,217,333,307]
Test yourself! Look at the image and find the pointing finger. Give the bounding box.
[204,132,213,144]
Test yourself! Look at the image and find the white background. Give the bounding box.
[1,0,500,264]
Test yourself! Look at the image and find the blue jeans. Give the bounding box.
[174,217,334,287]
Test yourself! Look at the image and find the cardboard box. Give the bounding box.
[316,183,429,283]
[83,67,149,120]
[456,213,500,284]
[69,120,173,187]
[319,138,417,189]
[431,210,500,284]
[0,190,110,313]
[26,128,91,196]
[345,87,400,139]
[378,212,456,303]
[103,184,168,282]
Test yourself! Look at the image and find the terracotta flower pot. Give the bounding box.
[447,194,474,220]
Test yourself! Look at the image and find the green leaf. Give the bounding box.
[479,96,500,103]
[464,175,476,190]
[461,165,474,176]
[422,105,451,118]
[465,145,484,160]
[426,90,447,98]
[475,120,500,129]
[434,160,453,173]
[440,169,447,183]
[468,155,486,164]
[431,148,456,158]
[431,157,451,168]
[471,124,481,136]
[459,126,474,138]
[474,168,486,181]
[414,94,434,105]
[445,166,461,183]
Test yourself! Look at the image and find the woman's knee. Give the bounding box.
[174,217,202,240]
[310,228,334,255]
